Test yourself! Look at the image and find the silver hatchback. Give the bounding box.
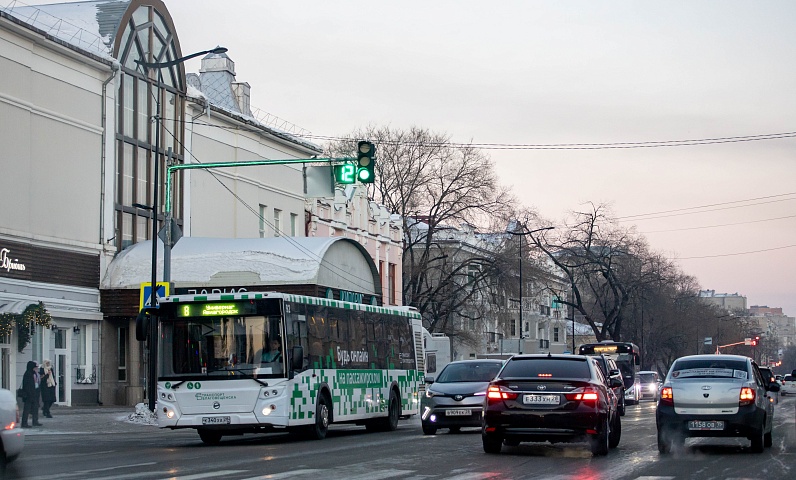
[655,354,779,454]
[421,359,504,435]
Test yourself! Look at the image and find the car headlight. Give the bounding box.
[425,389,438,398]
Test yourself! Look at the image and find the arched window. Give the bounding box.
[114,3,183,252]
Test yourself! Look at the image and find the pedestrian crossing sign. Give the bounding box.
[139,282,170,310]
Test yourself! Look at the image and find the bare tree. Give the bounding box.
[524,204,640,341]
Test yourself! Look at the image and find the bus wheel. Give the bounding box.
[307,395,330,440]
[367,389,400,432]
[198,429,222,445]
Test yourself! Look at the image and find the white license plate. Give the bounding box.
[522,394,559,405]
[202,416,231,425]
[688,420,724,431]
[445,409,471,416]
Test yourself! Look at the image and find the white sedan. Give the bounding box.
[0,388,24,467]
[781,375,796,396]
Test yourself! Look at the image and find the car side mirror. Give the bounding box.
[608,369,621,377]
[425,376,435,384]
[768,382,780,392]
[609,377,623,389]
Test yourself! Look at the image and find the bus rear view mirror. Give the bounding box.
[291,345,304,370]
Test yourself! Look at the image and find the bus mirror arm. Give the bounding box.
[253,378,268,387]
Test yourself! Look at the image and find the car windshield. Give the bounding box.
[670,359,748,379]
[499,358,590,379]
[639,373,657,383]
[436,362,503,383]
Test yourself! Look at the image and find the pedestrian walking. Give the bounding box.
[40,359,57,418]
[21,360,42,427]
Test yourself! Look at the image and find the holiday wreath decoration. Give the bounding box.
[6,302,53,352]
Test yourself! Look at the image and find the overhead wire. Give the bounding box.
[639,214,796,233]
[179,119,796,151]
[616,192,796,220]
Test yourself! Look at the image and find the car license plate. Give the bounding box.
[688,420,724,431]
[445,409,471,416]
[522,394,559,405]
[202,416,231,425]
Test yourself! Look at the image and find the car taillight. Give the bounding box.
[565,387,599,403]
[486,385,519,402]
[659,386,673,406]
[739,387,755,406]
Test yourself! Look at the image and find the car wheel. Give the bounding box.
[619,396,626,416]
[764,430,772,448]
[421,422,437,435]
[589,416,610,456]
[750,427,765,453]
[609,413,621,449]
[657,428,671,454]
[306,395,331,440]
[483,432,503,454]
[198,429,222,445]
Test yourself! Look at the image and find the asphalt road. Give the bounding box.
[4,396,795,479]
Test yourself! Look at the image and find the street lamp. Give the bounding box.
[135,45,227,412]
[505,224,554,354]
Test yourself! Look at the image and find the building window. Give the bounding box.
[118,327,128,381]
[259,204,267,238]
[273,209,282,236]
[31,324,43,362]
[511,319,517,337]
[114,4,185,254]
[554,327,560,342]
[290,213,298,236]
[388,263,397,305]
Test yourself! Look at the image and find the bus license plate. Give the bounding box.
[445,409,471,416]
[523,394,559,405]
[688,420,724,431]
[202,416,231,425]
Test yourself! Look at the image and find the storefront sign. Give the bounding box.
[0,239,98,288]
[0,248,26,272]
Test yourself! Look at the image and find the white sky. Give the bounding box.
[28,1,796,316]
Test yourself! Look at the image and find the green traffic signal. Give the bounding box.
[356,141,375,184]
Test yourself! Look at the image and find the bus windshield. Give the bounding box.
[159,314,285,380]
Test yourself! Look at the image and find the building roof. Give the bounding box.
[101,236,380,295]
[4,0,129,60]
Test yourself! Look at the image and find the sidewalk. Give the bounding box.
[19,404,158,436]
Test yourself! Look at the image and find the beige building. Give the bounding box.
[1,0,403,406]
[699,289,748,313]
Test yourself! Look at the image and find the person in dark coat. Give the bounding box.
[21,360,42,427]
[39,359,57,418]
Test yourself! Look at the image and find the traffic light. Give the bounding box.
[356,141,375,183]
[135,307,157,341]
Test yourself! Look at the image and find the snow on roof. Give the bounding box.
[102,236,356,289]
[5,0,129,60]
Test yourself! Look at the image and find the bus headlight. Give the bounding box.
[262,405,276,416]
[160,392,175,402]
[162,407,175,419]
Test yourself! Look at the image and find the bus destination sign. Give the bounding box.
[177,302,257,317]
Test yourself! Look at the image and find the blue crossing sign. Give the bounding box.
[139,282,170,310]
